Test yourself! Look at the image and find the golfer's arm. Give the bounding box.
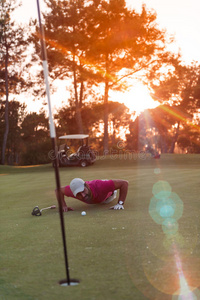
[113,180,128,203]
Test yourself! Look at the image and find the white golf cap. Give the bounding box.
[70,178,85,196]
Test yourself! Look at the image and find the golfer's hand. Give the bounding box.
[109,203,124,210]
[63,206,74,212]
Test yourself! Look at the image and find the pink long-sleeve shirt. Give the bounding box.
[64,179,115,204]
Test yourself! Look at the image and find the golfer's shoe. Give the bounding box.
[103,190,117,204]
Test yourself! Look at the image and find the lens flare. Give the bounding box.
[156,198,176,216]
[159,204,175,218]
[126,179,200,300]
[172,245,200,300]
[162,218,179,235]
[152,180,172,200]
[149,191,183,225]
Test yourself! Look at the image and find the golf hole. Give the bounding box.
[58,279,80,286]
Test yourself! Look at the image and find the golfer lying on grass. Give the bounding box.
[55,178,128,212]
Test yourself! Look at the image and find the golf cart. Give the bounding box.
[54,134,96,167]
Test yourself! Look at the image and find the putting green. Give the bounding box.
[0,154,200,300]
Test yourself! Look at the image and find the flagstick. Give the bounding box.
[36,0,79,286]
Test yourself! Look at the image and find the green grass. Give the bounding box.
[0,154,200,300]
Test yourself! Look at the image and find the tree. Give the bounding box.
[20,112,51,165]
[0,0,28,164]
[31,0,93,133]
[149,61,200,153]
[86,1,171,152]
[107,101,130,145]
[126,110,154,151]
[32,0,172,152]
[0,100,26,164]
[177,125,200,153]
[148,105,179,153]
[55,100,131,152]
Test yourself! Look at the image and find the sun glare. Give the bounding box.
[111,82,160,116]
[125,84,159,114]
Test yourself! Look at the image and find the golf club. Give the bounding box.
[31,205,56,216]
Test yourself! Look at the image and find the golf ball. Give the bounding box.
[81,211,86,216]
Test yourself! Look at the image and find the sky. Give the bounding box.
[13,0,200,114]
[126,0,200,64]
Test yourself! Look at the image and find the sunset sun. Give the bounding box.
[111,82,160,115]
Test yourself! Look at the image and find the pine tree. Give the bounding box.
[32,0,172,152]
[0,0,28,164]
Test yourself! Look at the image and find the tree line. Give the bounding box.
[0,0,200,165]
